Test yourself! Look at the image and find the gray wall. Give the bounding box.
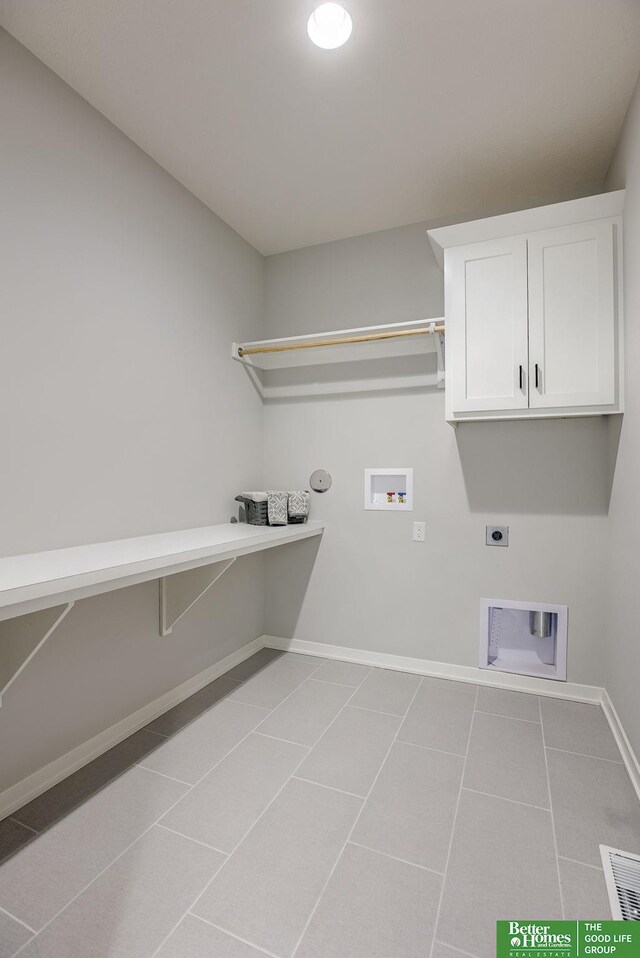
[0,29,265,792]
[606,72,640,756]
[262,223,613,687]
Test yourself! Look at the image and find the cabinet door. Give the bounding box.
[527,221,615,408]
[447,237,529,414]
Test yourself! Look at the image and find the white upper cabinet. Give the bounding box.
[448,236,528,414]
[428,192,624,423]
[527,221,615,409]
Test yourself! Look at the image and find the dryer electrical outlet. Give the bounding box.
[486,525,509,546]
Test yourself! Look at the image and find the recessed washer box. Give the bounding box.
[479,597,568,681]
[364,468,413,511]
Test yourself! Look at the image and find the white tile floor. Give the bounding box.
[0,650,639,958]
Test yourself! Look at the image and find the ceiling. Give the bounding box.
[1,0,640,255]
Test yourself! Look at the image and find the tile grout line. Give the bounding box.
[228,657,327,712]
[539,696,565,921]
[256,705,422,750]
[292,776,364,800]
[247,658,339,742]
[428,685,479,958]
[306,673,372,690]
[255,731,315,747]
[395,737,466,759]
[0,902,37,936]
[12,658,327,958]
[461,786,551,813]
[348,703,409,718]
[474,708,541,725]
[289,676,426,958]
[145,727,170,739]
[545,745,623,765]
[186,913,282,958]
[149,656,365,958]
[8,818,39,835]
[347,839,444,876]
[435,939,483,958]
[155,823,230,857]
[134,765,193,787]
[241,657,340,725]
[558,855,604,872]
[285,770,557,824]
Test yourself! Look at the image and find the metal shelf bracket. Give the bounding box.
[430,321,446,388]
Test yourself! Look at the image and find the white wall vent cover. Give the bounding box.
[600,845,640,920]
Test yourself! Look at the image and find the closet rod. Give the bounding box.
[237,324,445,357]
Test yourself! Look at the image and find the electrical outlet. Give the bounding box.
[486,525,509,547]
[413,521,426,542]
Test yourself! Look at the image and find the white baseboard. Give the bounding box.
[262,635,604,704]
[601,689,640,805]
[0,635,264,821]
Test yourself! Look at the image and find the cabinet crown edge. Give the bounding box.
[427,190,625,271]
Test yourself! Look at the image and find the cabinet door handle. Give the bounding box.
[519,365,524,390]
[535,363,541,389]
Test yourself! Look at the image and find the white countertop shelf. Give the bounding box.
[0,521,325,623]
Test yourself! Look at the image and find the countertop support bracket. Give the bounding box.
[160,558,236,636]
[0,602,74,707]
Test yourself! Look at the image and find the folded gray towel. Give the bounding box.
[288,491,310,518]
[267,491,288,525]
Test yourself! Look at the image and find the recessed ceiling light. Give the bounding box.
[307,3,353,50]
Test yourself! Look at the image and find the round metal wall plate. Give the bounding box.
[310,469,332,493]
